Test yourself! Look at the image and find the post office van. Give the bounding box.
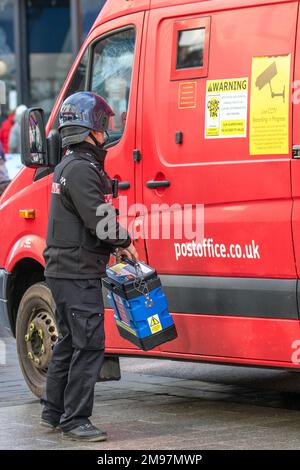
[1,0,300,397]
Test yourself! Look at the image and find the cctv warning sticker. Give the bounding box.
[148,314,162,335]
[205,78,248,139]
[250,55,290,155]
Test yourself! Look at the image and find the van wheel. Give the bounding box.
[16,282,58,398]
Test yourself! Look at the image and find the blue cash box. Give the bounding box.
[102,260,177,351]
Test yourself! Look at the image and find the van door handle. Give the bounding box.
[293,145,300,159]
[118,181,130,190]
[146,180,171,189]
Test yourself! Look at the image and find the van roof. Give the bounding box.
[93,0,295,29]
[150,0,295,7]
[93,0,150,27]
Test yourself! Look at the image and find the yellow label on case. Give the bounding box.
[148,315,162,334]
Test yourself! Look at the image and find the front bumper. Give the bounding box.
[0,269,12,336]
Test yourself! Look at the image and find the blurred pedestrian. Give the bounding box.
[0,111,14,154]
[8,104,27,154]
[0,141,10,195]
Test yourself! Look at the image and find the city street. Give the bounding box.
[2,327,300,450]
[2,0,300,458]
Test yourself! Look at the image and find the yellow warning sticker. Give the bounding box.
[250,55,290,155]
[148,314,162,334]
[205,78,248,139]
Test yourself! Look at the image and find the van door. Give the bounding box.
[140,2,298,357]
[87,12,147,349]
[46,11,148,350]
[88,13,146,252]
[292,12,300,280]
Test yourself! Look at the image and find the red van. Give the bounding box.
[1,0,300,397]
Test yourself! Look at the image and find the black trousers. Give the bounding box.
[42,277,105,432]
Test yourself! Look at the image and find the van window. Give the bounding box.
[51,47,89,129]
[171,17,211,80]
[90,28,136,143]
[176,28,205,69]
[64,48,89,99]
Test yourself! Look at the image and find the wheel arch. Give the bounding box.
[4,235,46,336]
[7,258,45,336]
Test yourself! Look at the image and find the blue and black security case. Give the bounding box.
[102,260,178,351]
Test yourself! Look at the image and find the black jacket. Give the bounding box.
[43,141,131,279]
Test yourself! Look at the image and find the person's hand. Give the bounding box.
[116,243,139,263]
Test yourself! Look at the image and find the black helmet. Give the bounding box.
[58,91,115,148]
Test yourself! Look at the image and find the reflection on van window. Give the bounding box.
[65,48,88,100]
[29,112,43,154]
[91,29,136,142]
[52,47,88,130]
[176,28,205,70]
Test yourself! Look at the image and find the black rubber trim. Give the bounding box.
[159,275,299,319]
[0,269,12,333]
[103,275,299,319]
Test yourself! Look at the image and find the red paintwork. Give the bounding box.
[104,309,300,368]
[1,0,300,368]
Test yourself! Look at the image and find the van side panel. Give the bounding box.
[291,12,300,277]
[142,1,297,279]
[137,1,300,363]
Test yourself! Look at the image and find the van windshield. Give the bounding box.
[91,28,136,144]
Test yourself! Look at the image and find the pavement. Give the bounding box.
[2,329,300,449]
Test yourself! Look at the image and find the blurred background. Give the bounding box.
[0,0,106,118]
[0,0,106,182]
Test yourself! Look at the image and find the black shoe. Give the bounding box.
[62,423,108,442]
[40,418,60,431]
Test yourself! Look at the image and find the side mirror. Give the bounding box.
[21,108,61,169]
[21,108,48,168]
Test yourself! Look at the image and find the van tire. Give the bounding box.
[16,282,58,398]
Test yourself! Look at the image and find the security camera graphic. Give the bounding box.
[255,61,285,103]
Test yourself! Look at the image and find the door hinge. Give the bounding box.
[293,145,300,159]
[133,149,142,162]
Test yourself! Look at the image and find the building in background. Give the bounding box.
[0,0,106,120]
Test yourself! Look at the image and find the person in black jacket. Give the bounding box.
[41,92,138,442]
